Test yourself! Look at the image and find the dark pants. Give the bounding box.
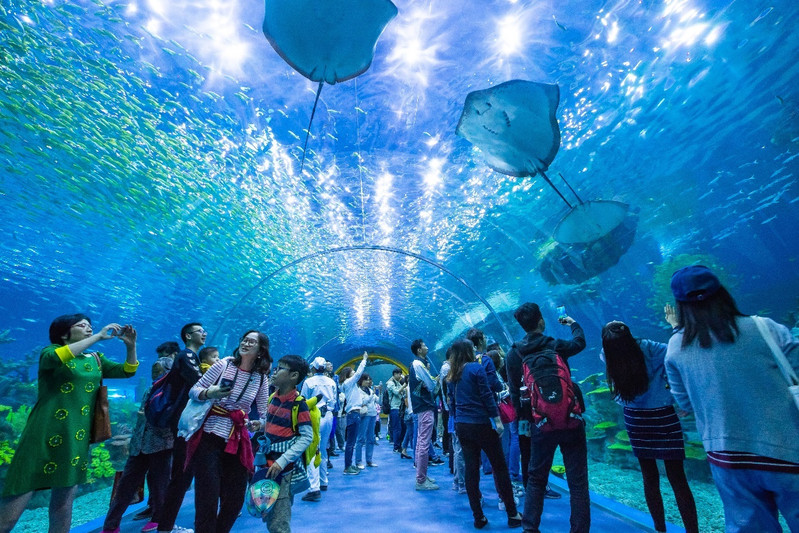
[522,425,590,533]
[103,449,171,530]
[519,433,531,486]
[457,422,518,520]
[153,437,195,532]
[328,414,338,452]
[191,433,249,533]
[344,411,361,468]
[390,409,402,451]
[441,409,452,454]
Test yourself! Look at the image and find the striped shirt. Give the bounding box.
[189,358,269,441]
[265,389,311,444]
[706,451,799,473]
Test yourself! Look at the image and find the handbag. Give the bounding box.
[90,353,112,444]
[753,316,799,412]
[177,360,229,440]
[498,398,517,424]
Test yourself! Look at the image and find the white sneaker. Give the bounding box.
[498,495,520,511]
[356,463,366,470]
[169,528,194,533]
[415,478,440,491]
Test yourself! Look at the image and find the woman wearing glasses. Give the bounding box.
[0,314,138,533]
[185,330,272,533]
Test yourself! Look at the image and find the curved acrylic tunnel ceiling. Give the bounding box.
[207,246,515,370]
[1,0,798,375]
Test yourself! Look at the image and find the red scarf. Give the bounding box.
[185,405,254,473]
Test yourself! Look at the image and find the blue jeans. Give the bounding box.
[502,420,521,481]
[402,413,416,451]
[390,409,402,451]
[522,425,590,533]
[709,464,799,532]
[344,411,361,468]
[355,414,376,464]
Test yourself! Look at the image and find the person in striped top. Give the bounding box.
[665,265,799,533]
[601,320,698,533]
[260,355,312,533]
[186,330,271,533]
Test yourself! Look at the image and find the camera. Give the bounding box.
[220,378,234,390]
[556,305,567,320]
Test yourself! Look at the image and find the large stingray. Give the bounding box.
[456,79,630,244]
[263,0,398,171]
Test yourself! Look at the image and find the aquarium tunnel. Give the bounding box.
[1,0,798,531]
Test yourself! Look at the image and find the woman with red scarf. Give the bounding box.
[186,330,271,533]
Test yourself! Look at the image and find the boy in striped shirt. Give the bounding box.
[262,355,312,533]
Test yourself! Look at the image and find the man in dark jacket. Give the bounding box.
[506,302,589,533]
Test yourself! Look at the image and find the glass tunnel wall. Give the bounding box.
[1,0,798,530]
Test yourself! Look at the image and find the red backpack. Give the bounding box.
[521,348,584,431]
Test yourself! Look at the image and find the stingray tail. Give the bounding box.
[539,170,572,209]
[559,173,583,205]
[300,81,324,173]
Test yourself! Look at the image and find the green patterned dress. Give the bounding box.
[2,344,137,496]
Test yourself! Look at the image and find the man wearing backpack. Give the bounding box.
[506,303,589,533]
[299,357,337,501]
[152,322,207,533]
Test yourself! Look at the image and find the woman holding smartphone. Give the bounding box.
[0,314,138,533]
[185,330,272,533]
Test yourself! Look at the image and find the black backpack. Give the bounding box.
[144,369,187,428]
[381,385,391,413]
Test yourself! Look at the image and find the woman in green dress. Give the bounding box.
[0,313,139,533]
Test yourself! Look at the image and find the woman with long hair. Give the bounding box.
[0,314,139,533]
[339,351,368,475]
[447,340,522,529]
[185,330,272,533]
[665,265,799,532]
[355,373,379,468]
[601,320,698,533]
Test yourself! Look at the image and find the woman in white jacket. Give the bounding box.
[355,373,379,468]
[339,352,368,475]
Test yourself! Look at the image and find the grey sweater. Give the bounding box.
[665,316,799,464]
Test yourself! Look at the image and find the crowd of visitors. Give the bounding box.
[0,265,797,533]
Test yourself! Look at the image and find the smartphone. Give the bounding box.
[557,305,567,320]
[220,378,234,390]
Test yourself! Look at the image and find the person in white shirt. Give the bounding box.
[299,357,338,501]
[339,352,368,475]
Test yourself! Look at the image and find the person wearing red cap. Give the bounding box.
[665,265,799,533]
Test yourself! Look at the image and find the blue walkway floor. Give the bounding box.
[77,434,684,533]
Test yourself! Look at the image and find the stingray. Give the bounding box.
[263,0,398,171]
[456,79,629,244]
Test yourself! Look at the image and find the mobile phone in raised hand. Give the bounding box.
[557,305,567,320]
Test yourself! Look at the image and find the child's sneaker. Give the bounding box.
[141,522,159,532]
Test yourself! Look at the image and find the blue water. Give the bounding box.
[2,0,798,529]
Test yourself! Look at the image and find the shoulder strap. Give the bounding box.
[92,353,103,385]
[291,395,304,434]
[753,316,799,386]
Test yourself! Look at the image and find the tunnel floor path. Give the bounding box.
[77,428,684,533]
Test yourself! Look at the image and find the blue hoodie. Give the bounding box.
[448,361,499,425]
